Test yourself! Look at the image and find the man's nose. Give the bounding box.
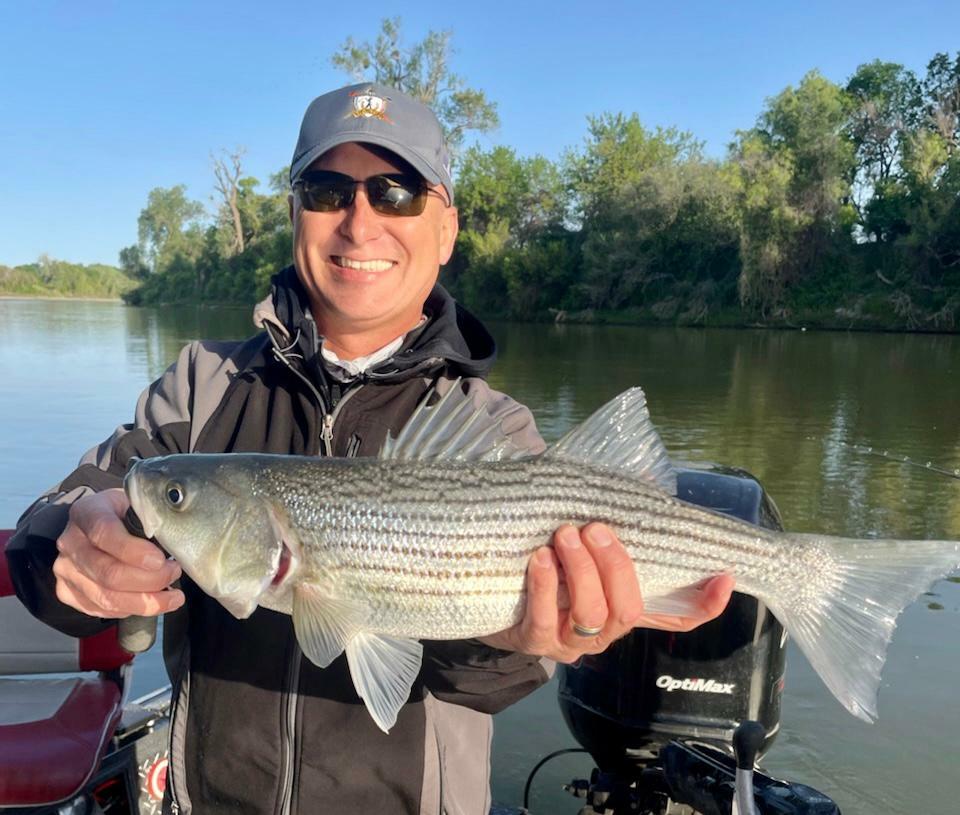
[337,185,383,244]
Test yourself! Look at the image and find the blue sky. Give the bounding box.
[1,1,956,267]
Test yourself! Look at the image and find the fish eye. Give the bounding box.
[165,482,186,509]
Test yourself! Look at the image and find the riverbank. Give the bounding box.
[0,260,136,300]
[0,294,123,302]
[540,306,959,334]
[6,259,955,334]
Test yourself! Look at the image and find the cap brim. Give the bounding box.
[291,133,444,188]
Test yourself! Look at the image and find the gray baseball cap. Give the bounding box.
[290,83,454,204]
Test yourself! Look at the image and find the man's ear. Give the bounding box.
[438,206,459,265]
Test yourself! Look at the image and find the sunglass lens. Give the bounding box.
[296,171,428,216]
[368,175,426,216]
[367,175,426,215]
[299,172,353,212]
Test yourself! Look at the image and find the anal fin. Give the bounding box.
[641,584,713,617]
[345,632,424,733]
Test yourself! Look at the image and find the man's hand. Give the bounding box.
[53,488,184,618]
[479,523,734,663]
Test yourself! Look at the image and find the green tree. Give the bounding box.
[844,60,921,237]
[455,146,566,240]
[332,17,498,154]
[732,72,856,314]
[759,71,856,229]
[118,245,150,280]
[136,185,206,273]
[567,114,718,311]
[0,258,135,298]
[732,134,805,314]
[567,113,700,225]
[449,145,572,317]
[921,52,960,149]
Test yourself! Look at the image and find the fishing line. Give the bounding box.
[806,437,960,480]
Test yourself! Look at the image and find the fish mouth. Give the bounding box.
[123,466,161,540]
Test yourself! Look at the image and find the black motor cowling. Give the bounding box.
[558,467,787,772]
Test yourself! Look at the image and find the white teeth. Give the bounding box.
[334,256,394,272]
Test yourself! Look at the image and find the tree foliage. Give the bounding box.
[135,185,205,273]
[99,44,959,332]
[0,257,135,298]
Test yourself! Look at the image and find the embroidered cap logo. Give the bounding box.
[348,89,393,123]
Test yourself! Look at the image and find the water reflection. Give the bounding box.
[490,322,960,544]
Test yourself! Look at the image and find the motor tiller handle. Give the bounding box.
[731,720,765,815]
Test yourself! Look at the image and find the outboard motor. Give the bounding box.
[550,467,840,814]
[559,467,786,772]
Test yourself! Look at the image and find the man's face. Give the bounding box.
[290,142,458,357]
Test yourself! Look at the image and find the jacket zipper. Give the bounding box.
[166,658,191,814]
[319,386,360,456]
[276,647,303,815]
[270,354,360,815]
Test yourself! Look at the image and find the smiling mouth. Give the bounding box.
[331,255,395,272]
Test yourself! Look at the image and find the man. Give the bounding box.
[8,84,733,813]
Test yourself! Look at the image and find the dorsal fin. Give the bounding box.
[545,387,677,494]
[380,379,531,462]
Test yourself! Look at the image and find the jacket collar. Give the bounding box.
[253,266,497,382]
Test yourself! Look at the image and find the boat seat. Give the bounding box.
[0,528,132,808]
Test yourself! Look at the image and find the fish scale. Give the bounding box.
[126,385,960,731]
[248,456,800,641]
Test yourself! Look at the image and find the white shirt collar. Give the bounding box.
[319,315,428,380]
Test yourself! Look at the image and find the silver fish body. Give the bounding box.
[125,386,960,732]
[249,455,792,641]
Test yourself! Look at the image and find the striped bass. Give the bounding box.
[124,385,960,733]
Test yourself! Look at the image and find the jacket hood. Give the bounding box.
[253,266,497,380]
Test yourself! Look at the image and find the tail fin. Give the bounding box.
[768,534,959,722]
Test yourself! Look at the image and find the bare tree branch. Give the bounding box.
[212,148,246,255]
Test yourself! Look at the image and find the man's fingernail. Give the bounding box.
[169,591,186,610]
[535,547,553,567]
[584,526,613,547]
[556,525,581,548]
[143,552,165,569]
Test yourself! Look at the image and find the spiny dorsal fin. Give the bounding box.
[545,387,677,494]
[380,378,530,462]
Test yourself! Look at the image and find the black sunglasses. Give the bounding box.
[294,170,444,217]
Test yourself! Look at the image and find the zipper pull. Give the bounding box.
[321,413,334,455]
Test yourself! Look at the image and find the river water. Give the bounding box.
[1,298,958,814]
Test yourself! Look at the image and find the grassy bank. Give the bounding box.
[0,260,136,299]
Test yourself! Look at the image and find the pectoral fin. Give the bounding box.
[292,584,367,668]
[345,632,424,733]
